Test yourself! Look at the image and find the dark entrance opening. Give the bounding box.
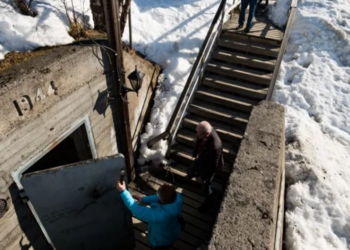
[24,124,93,174]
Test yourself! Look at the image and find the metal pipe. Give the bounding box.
[129,3,132,49]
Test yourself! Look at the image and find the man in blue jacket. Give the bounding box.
[116,181,183,250]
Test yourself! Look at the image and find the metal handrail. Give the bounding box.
[266,0,298,100]
[147,0,228,148]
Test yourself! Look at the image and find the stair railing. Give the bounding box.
[266,0,298,100]
[147,0,228,152]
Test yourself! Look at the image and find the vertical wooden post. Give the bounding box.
[103,0,135,181]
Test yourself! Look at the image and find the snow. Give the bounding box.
[1,0,350,248]
[0,0,94,60]
[269,0,350,249]
[122,0,229,166]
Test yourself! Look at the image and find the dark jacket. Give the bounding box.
[192,129,224,180]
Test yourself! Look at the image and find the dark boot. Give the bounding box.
[235,25,243,30]
[198,197,213,213]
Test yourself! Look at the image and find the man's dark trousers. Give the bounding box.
[152,245,172,250]
[239,0,258,29]
[187,159,214,204]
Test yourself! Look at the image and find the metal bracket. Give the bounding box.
[19,190,29,203]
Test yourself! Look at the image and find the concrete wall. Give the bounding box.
[209,101,285,250]
[123,49,160,150]
[0,43,160,249]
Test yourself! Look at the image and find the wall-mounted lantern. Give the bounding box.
[121,65,145,99]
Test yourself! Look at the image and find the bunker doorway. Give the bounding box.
[12,117,135,250]
[24,123,93,174]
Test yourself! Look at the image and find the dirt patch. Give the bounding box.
[0,30,108,74]
[0,47,55,74]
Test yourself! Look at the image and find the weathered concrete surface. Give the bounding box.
[209,101,285,250]
[123,49,160,149]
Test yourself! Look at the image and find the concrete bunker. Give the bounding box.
[0,42,161,249]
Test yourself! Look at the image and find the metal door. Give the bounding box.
[16,154,134,250]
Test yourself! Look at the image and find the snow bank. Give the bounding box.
[123,0,228,166]
[268,0,291,27]
[0,0,94,60]
[270,0,350,249]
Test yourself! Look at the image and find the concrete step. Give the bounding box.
[182,114,244,143]
[202,75,268,99]
[188,101,249,130]
[212,48,276,71]
[195,87,257,113]
[206,62,272,86]
[217,39,279,58]
[221,31,282,47]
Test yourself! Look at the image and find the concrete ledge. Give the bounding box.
[209,101,285,250]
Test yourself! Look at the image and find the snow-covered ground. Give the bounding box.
[1,0,350,249]
[0,0,93,60]
[269,0,350,249]
[122,0,229,166]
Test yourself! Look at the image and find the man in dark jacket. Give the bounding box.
[187,121,224,212]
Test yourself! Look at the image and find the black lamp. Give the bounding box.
[122,65,145,98]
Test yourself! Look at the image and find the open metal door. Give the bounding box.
[15,154,135,250]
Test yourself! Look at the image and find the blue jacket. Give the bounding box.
[120,189,182,247]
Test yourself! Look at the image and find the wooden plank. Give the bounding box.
[202,75,268,99]
[176,130,238,161]
[188,101,249,130]
[217,33,281,46]
[195,87,256,113]
[182,114,244,143]
[135,240,151,250]
[223,17,284,41]
[206,62,272,85]
[291,0,298,8]
[212,49,276,71]
[172,144,234,163]
[217,39,280,58]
